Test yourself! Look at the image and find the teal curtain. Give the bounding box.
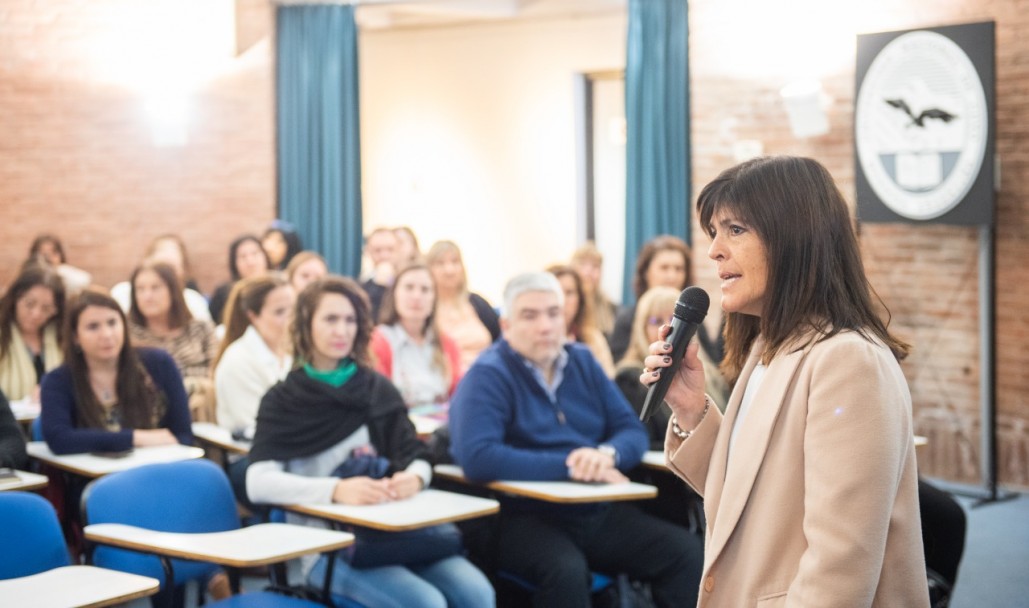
[276,5,363,277]
[623,0,690,303]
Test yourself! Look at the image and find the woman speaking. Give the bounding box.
[644,156,928,607]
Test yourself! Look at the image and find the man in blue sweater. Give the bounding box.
[450,272,701,607]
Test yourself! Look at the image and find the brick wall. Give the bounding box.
[1,0,1026,488]
[689,0,1029,488]
[0,0,275,294]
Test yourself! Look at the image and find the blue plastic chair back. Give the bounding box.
[31,416,43,441]
[0,492,70,579]
[83,459,239,588]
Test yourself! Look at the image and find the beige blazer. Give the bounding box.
[667,332,929,608]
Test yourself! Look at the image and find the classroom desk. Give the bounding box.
[433,464,658,504]
[83,522,354,569]
[9,398,40,424]
[641,450,668,471]
[26,442,205,478]
[0,469,48,492]
[0,564,159,608]
[286,488,500,532]
[408,403,448,438]
[191,422,251,455]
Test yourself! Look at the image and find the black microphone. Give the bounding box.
[639,286,710,423]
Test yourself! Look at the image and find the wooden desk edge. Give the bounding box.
[83,528,354,568]
[485,483,658,503]
[286,503,500,532]
[434,468,658,503]
[81,581,161,608]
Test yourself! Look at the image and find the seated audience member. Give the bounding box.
[0,263,66,402]
[570,242,617,339]
[286,250,329,294]
[609,235,722,364]
[425,240,500,374]
[208,234,271,325]
[0,389,28,469]
[110,234,212,322]
[247,276,495,608]
[393,226,422,268]
[615,286,729,441]
[29,233,91,294]
[547,264,615,378]
[612,286,727,531]
[213,275,295,506]
[371,264,461,408]
[128,262,219,422]
[449,272,702,608]
[361,227,399,320]
[40,288,192,454]
[262,220,302,271]
[214,275,295,436]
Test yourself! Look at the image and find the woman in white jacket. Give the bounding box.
[214,275,295,435]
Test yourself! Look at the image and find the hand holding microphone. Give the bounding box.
[639,287,711,427]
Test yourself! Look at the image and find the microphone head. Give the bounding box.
[672,286,710,324]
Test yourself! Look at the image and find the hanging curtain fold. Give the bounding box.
[622,0,690,303]
[276,4,363,277]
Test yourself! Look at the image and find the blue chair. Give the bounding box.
[81,459,330,607]
[0,492,69,580]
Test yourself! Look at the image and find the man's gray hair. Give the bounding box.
[502,272,564,318]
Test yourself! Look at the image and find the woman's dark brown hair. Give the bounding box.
[546,264,596,342]
[378,263,449,376]
[0,263,66,362]
[227,234,271,281]
[213,274,290,370]
[697,156,910,382]
[63,288,162,430]
[632,235,692,299]
[128,262,192,330]
[29,234,66,265]
[292,276,373,369]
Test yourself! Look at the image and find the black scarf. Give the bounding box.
[249,366,426,469]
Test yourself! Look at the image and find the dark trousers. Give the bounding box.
[919,479,966,585]
[493,502,703,608]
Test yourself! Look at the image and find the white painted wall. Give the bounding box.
[359,12,627,304]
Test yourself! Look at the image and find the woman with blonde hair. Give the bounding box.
[616,286,728,446]
[569,242,617,338]
[425,241,499,374]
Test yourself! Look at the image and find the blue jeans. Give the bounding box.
[307,552,495,608]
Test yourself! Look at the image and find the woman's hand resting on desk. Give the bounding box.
[641,325,709,433]
[333,473,423,504]
[132,428,178,447]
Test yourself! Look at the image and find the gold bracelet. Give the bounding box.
[670,397,711,440]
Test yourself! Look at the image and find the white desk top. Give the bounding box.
[0,565,159,608]
[27,442,205,478]
[288,488,499,531]
[84,522,354,568]
[9,398,40,423]
[0,469,48,492]
[191,422,252,455]
[433,464,657,503]
[642,450,670,471]
[914,435,928,447]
